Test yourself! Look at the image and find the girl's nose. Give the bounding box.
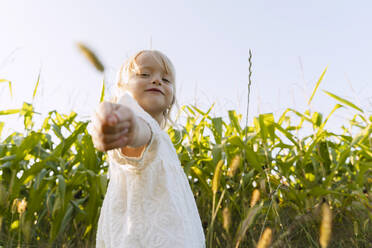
[152,75,162,85]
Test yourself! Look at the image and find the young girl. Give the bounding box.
[92,50,206,247]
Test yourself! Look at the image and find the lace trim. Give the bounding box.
[108,91,161,172]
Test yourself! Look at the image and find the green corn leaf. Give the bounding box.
[99,174,108,195]
[278,109,290,125]
[323,90,364,113]
[351,123,372,146]
[190,166,212,195]
[0,109,21,115]
[319,104,343,130]
[60,122,88,155]
[245,147,262,171]
[211,117,222,144]
[57,175,66,204]
[228,135,245,148]
[312,112,323,128]
[288,108,313,123]
[308,66,328,105]
[258,113,275,142]
[185,106,196,116]
[58,204,74,237]
[273,123,299,148]
[80,133,98,170]
[191,104,214,117]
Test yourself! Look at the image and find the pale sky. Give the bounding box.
[1,0,371,133]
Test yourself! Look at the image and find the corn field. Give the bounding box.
[0,71,371,247]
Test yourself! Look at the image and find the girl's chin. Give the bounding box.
[139,101,167,115]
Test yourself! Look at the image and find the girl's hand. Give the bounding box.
[92,101,138,152]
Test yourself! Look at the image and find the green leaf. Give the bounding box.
[191,104,214,117]
[323,90,364,113]
[228,135,245,148]
[83,224,92,238]
[308,66,328,105]
[278,109,290,125]
[80,133,98,170]
[100,79,105,102]
[273,123,299,148]
[211,117,222,144]
[319,104,343,130]
[312,112,323,128]
[57,175,66,204]
[351,124,372,146]
[33,70,41,100]
[0,122,4,138]
[258,113,275,141]
[288,108,312,123]
[190,166,212,195]
[309,186,333,196]
[228,110,241,132]
[0,109,21,115]
[245,147,262,171]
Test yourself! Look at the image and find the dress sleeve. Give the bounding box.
[108,91,161,172]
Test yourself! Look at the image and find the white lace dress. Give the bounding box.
[96,93,206,248]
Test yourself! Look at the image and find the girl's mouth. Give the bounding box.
[145,88,164,95]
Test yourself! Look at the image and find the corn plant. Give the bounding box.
[0,102,107,247]
[167,71,372,247]
[0,69,371,247]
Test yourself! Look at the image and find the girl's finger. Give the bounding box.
[93,120,131,135]
[99,135,129,151]
[98,128,129,144]
[95,102,115,123]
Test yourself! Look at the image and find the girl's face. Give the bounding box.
[124,52,174,123]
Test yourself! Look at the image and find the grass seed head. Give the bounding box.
[212,160,224,194]
[77,42,105,72]
[228,155,241,177]
[222,206,231,233]
[319,202,332,248]
[257,227,272,248]
[250,189,260,208]
[17,198,27,214]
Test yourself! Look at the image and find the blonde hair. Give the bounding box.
[115,50,176,129]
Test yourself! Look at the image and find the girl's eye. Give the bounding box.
[138,73,149,77]
[162,78,171,83]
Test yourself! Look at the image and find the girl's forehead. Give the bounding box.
[136,52,162,68]
[127,51,175,81]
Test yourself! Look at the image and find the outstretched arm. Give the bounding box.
[91,101,152,156]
